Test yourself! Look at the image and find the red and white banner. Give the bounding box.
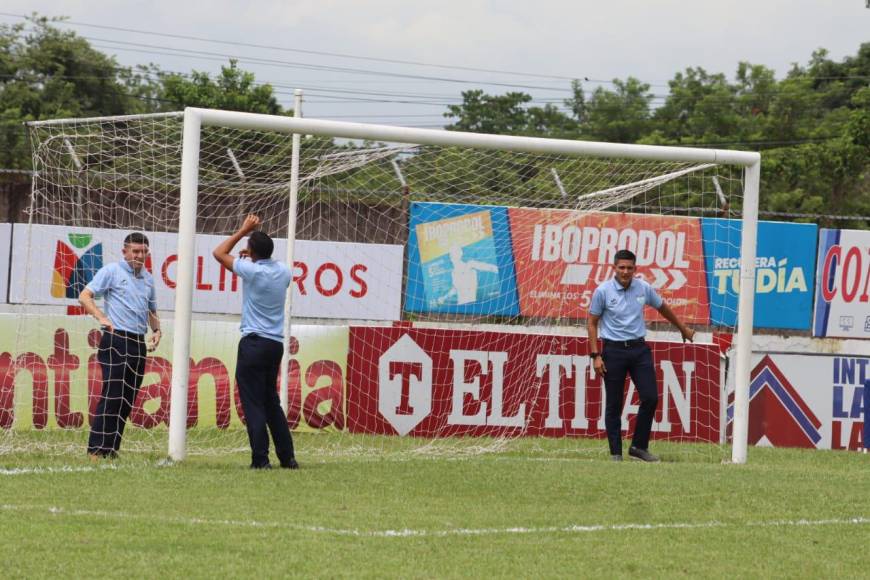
[9,224,403,320]
[0,315,347,431]
[813,228,870,339]
[508,209,710,323]
[347,327,721,441]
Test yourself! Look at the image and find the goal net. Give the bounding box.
[4,109,759,464]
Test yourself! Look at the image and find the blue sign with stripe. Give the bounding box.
[702,218,817,329]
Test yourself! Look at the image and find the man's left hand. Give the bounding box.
[148,329,162,352]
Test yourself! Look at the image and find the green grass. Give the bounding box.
[1,431,868,578]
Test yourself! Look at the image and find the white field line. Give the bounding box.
[0,465,119,476]
[0,504,867,538]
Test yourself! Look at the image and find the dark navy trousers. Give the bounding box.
[602,340,658,456]
[235,334,296,468]
[88,330,146,456]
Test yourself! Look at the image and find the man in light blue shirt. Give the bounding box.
[588,249,695,462]
[213,215,298,470]
[79,232,162,460]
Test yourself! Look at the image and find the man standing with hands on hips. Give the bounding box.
[587,249,695,462]
[80,232,161,460]
[213,214,298,470]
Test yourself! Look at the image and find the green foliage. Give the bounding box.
[2,15,867,224]
[445,89,578,137]
[157,60,284,115]
[584,77,653,143]
[0,16,155,168]
[441,44,870,223]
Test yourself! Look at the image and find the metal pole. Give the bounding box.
[168,109,202,461]
[730,161,760,464]
[279,89,303,414]
[551,168,567,198]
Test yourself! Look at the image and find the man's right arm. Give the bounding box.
[213,214,260,272]
[587,287,606,376]
[587,314,606,376]
[79,288,112,331]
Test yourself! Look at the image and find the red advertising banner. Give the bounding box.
[347,327,721,442]
[508,209,710,323]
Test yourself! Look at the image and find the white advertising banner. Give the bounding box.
[0,223,10,303]
[726,352,867,451]
[8,224,403,320]
[813,228,870,339]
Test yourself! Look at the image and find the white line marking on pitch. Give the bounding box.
[0,504,867,538]
[0,465,119,476]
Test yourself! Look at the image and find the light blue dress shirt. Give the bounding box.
[86,261,157,335]
[233,257,292,343]
[589,276,663,341]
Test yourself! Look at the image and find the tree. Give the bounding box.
[582,77,653,143]
[0,16,157,169]
[444,90,577,137]
[156,60,284,115]
[649,67,739,145]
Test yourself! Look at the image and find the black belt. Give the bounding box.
[109,329,145,341]
[603,338,645,348]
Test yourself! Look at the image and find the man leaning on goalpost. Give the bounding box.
[587,249,695,462]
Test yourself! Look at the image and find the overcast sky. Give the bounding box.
[2,1,868,126]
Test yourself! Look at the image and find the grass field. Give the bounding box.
[1,430,868,578]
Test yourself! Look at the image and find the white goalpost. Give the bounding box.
[17,106,759,464]
[165,107,759,464]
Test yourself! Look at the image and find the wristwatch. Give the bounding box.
[589,352,600,359]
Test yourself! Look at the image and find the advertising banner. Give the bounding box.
[509,208,710,323]
[0,315,348,431]
[404,202,519,316]
[8,224,403,320]
[347,326,721,442]
[702,219,817,329]
[726,352,867,451]
[0,223,10,303]
[812,228,870,338]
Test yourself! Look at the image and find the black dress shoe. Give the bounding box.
[629,446,660,462]
[611,454,623,462]
[281,459,300,470]
[250,463,273,470]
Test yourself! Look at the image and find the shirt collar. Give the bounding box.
[120,260,144,278]
[611,276,632,292]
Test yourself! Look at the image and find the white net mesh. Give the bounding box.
[3,112,746,462]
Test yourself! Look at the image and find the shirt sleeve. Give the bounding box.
[233,257,257,281]
[85,265,113,297]
[148,280,157,312]
[589,286,606,316]
[646,282,664,310]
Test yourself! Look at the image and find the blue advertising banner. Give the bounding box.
[702,219,817,329]
[404,202,519,315]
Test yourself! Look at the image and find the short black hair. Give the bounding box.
[248,230,274,259]
[124,232,149,247]
[614,249,636,264]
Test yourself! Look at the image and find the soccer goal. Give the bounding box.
[11,106,759,464]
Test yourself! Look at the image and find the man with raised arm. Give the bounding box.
[587,249,695,462]
[79,232,161,460]
[213,215,298,470]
